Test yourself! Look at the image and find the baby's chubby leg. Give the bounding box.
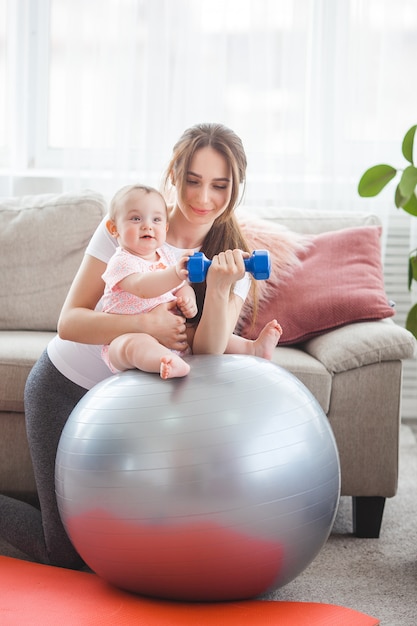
[108,333,190,379]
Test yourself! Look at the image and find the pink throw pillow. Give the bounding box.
[237,225,395,345]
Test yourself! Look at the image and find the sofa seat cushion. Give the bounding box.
[0,190,106,331]
[303,319,417,374]
[0,331,54,412]
[271,346,332,413]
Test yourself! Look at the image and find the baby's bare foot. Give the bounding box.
[160,355,190,379]
[253,320,283,360]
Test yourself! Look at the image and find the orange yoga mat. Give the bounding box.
[0,556,379,625]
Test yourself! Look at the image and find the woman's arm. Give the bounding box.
[58,254,188,350]
[192,250,247,354]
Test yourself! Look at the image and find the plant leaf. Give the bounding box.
[410,251,417,284]
[395,183,408,208]
[408,250,417,300]
[409,258,412,290]
[399,165,417,198]
[358,164,397,197]
[402,125,417,165]
[405,303,417,339]
[401,191,417,217]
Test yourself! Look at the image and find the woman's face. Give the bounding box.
[177,146,233,227]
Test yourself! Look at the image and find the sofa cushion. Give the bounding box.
[271,346,332,413]
[0,190,107,331]
[238,206,381,234]
[303,319,417,374]
[239,216,312,284]
[238,225,395,345]
[0,331,54,412]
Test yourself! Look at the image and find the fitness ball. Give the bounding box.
[55,355,340,601]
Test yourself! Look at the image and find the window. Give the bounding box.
[2,0,417,200]
[0,0,8,163]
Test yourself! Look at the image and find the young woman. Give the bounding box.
[0,123,280,569]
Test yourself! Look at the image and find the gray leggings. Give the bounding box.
[0,350,86,568]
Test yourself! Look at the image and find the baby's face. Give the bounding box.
[115,189,168,258]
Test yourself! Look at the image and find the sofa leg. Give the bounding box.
[352,496,385,538]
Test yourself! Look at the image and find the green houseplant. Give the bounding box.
[358,124,417,338]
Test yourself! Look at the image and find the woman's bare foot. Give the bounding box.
[160,354,190,379]
[253,320,283,360]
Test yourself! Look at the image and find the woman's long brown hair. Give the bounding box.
[163,123,257,325]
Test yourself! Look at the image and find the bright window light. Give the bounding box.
[0,0,7,151]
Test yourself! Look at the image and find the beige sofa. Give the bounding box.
[0,191,416,537]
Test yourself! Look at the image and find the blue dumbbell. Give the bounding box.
[187,250,271,283]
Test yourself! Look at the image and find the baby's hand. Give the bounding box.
[176,296,198,319]
[175,250,194,281]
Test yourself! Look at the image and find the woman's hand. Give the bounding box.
[205,249,247,290]
[143,301,189,351]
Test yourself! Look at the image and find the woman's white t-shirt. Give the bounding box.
[47,217,251,390]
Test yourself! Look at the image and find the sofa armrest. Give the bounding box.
[302,319,417,374]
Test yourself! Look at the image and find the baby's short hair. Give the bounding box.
[109,184,167,220]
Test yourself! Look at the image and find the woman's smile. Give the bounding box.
[190,205,213,216]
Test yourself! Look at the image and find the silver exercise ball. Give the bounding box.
[55,355,340,601]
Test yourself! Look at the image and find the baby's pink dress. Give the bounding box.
[100,245,188,372]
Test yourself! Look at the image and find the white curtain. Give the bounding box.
[2,0,416,208]
[1,0,417,414]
